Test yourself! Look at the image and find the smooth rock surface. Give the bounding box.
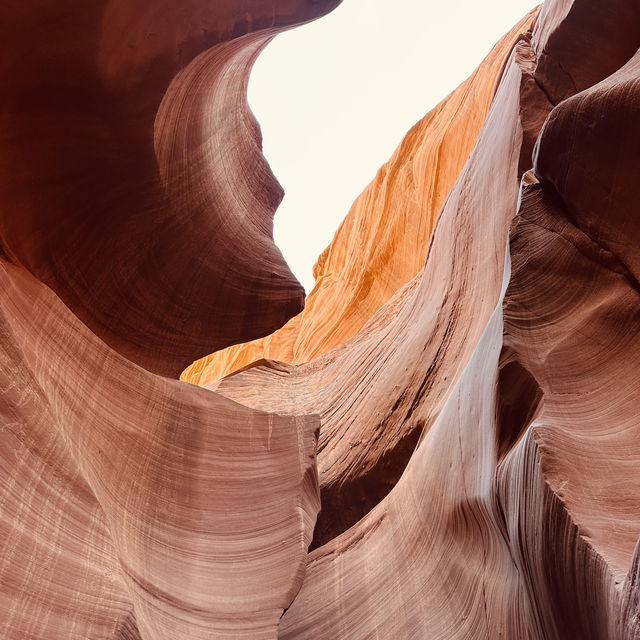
[182,9,539,386]
[0,2,335,638]
[3,0,640,638]
[0,1,343,377]
[0,260,321,639]
[205,8,546,546]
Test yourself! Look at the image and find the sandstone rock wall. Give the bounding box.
[182,10,538,385]
[0,1,347,377]
[2,1,640,639]
[0,2,337,638]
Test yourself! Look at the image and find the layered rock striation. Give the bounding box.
[0,2,335,639]
[0,0,348,377]
[2,1,640,639]
[182,9,538,386]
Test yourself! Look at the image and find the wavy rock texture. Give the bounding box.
[205,8,550,547]
[0,262,320,640]
[182,9,539,386]
[200,0,640,633]
[0,0,346,377]
[0,2,337,639]
[276,4,640,636]
[3,0,640,639]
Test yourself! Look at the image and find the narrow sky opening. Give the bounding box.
[249,0,539,293]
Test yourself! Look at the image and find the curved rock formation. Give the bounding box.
[0,0,342,377]
[204,7,548,547]
[182,9,539,386]
[3,0,640,638]
[0,261,320,640]
[0,2,336,638]
[276,5,640,636]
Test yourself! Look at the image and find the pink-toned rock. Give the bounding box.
[0,1,342,377]
[208,9,548,547]
[3,1,640,638]
[0,260,320,639]
[0,2,337,638]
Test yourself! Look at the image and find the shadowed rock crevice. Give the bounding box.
[310,420,422,549]
[495,349,543,460]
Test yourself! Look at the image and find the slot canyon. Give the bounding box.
[2,1,640,638]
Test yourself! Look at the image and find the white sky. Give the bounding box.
[249,0,539,293]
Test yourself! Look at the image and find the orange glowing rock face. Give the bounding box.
[181,10,538,387]
[3,1,640,639]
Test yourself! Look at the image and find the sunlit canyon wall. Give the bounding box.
[2,1,640,639]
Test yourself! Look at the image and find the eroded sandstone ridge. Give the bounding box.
[181,10,538,386]
[0,2,335,638]
[2,0,640,639]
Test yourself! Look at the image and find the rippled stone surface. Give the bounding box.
[182,10,538,386]
[2,1,640,639]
